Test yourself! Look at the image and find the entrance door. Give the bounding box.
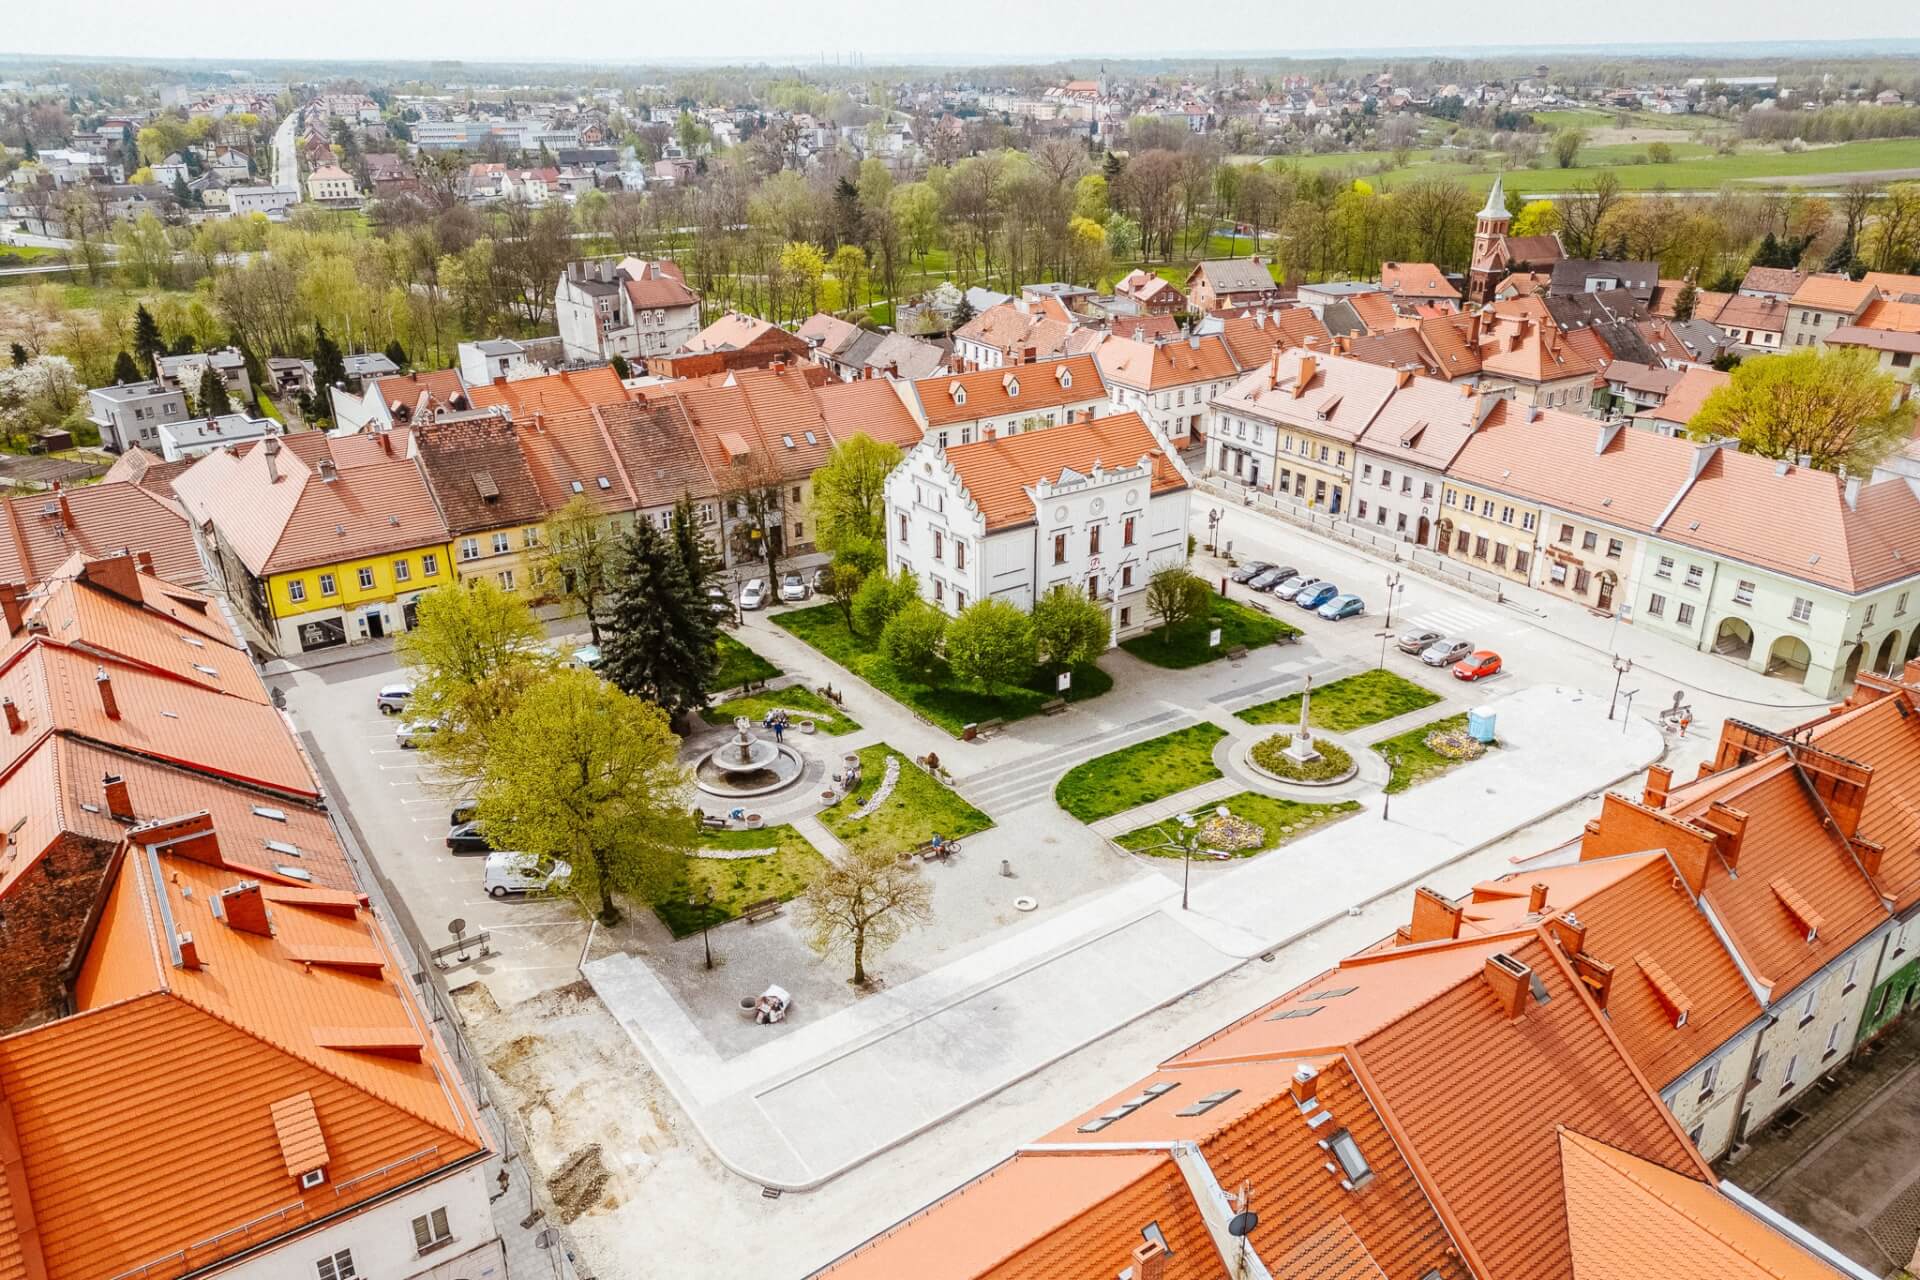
[1416,515,1430,546]
[1596,576,1615,611]
[365,609,385,640]
[1249,461,1261,488]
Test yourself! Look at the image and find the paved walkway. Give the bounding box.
[585,684,1662,1190]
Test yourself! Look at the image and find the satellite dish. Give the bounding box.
[1228,1210,1259,1237]
[448,917,467,937]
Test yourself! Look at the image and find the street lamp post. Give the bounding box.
[1208,507,1223,554]
[690,885,717,969]
[1608,655,1634,721]
[1382,753,1401,821]
[1383,571,1403,628]
[1148,806,1233,911]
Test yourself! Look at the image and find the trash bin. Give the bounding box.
[1468,706,1497,744]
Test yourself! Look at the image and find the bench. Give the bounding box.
[741,897,783,925]
[1244,598,1272,615]
[1039,697,1068,716]
[699,813,729,831]
[1225,645,1248,661]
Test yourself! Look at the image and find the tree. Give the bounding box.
[809,433,902,570]
[0,355,80,447]
[853,568,919,637]
[798,842,933,987]
[609,352,631,379]
[1552,128,1586,169]
[1673,281,1698,323]
[132,304,164,376]
[1145,565,1212,643]
[1689,347,1915,473]
[1647,142,1675,164]
[536,495,619,644]
[195,365,232,418]
[945,598,1034,696]
[383,339,409,369]
[311,323,346,401]
[829,243,868,312]
[394,579,554,788]
[111,350,140,384]
[476,669,693,926]
[1511,199,1560,238]
[879,601,947,677]
[1031,585,1111,671]
[601,515,716,718]
[1557,172,1622,259]
[9,344,28,369]
[777,240,827,321]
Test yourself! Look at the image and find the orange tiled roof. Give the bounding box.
[594,396,720,509]
[664,365,838,488]
[909,355,1105,428]
[1788,275,1875,314]
[1347,291,1400,335]
[1212,308,1331,368]
[512,406,635,515]
[1861,271,1920,302]
[1858,298,1920,334]
[941,412,1185,533]
[953,302,1074,361]
[1094,334,1242,391]
[466,366,632,417]
[367,368,465,416]
[816,378,924,449]
[0,483,202,589]
[1381,261,1461,300]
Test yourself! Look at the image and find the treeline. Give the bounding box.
[1741,105,1920,143]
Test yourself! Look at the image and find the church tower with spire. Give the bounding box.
[1468,173,1511,306]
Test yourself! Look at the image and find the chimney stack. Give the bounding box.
[136,550,156,576]
[1642,764,1673,809]
[1292,354,1317,397]
[95,666,120,720]
[220,881,272,937]
[1408,885,1462,942]
[1132,1239,1168,1280]
[263,435,282,483]
[1483,952,1532,1020]
[1290,1062,1320,1106]
[1697,801,1749,872]
[176,931,200,970]
[1527,882,1549,914]
[0,582,22,636]
[1,698,20,734]
[103,772,133,822]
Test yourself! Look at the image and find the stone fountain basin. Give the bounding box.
[695,742,806,798]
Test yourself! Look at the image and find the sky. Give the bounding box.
[9,0,1920,65]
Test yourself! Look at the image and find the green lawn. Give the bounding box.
[773,604,1111,736]
[711,632,780,692]
[1113,790,1362,858]
[1121,595,1299,670]
[652,824,826,938]
[1372,712,1496,794]
[703,684,860,736]
[254,389,283,422]
[1236,669,1441,731]
[0,244,59,263]
[817,743,992,852]
[1054,723,1227,823]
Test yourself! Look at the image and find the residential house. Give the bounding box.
[1825,298,1920,377]
[1786,275,1877,349]
[457,337,535,386]
[155,412,281,461]
[341,352,401,388]
[554,257,702,364]
[0,481,205,588]
[1550,258,1660,304]
[1702,292,1789,354]
[952,296,1075,371]
[815,378,925,450]
[306,163,359,202]
[1632,366,1731,437]
[330,367,468,434]
[1740,265,1810,300]
[1183,258,1286,314]
[1379,259,1461,311]
[596,395,725,535]
[1209,349,1396,514]
[413,415,552,595]
[87,380,188,453]
[266,356,316,398]
[862,331,950,381]
[797,313,884,381]
[1350,376,1504,546]
[156,346,252,403]
[658,312,810,378]
[1095,333,1243,450]
[226,184,300,216]
[1201,307,1332,371]
[900,354,1108,449]
[465,365,633,420]
[173,435,454,653]
[1474,306,1603,410]
[883,411,1188,635]
[1111,267,1186,315]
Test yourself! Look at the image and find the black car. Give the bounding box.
[1230,560,1273,584]
[446,820,492,855]
[1249,565,1297,591]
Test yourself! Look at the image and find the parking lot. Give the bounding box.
[278,648,591,1005]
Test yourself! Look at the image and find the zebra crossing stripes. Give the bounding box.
[960,709,1192,814]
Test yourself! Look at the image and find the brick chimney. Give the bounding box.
[1290,1062,1319,1106]
[1132,1239,1168,1280]
[1527,882,1549,914]
[220,881,272,937]
[1642,763,1673,809]
[263,435,282,483]
[1582,793,1717,896]
[103,772,133,822]
[1483,952,1531,1020]
[2,697,21,734]
[1292,354,1317,397]
[136,550,156,576]
[1571,951,1615,1010]
[1695,801,1749,873]
[1855,835,1886,879]
[1548,910,1587,957]
[81,554,142,603]
[176,931,200,970]
[95,666,120,720]
[0,582,23,636]
[1408,885,1462,942]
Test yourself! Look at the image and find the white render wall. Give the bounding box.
[219,1161,503,1280]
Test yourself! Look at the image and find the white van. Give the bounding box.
[482,851,571,899]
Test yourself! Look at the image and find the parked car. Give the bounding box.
[570,644,602,670]
[450,803,477,826]
[1396,629,1444,655]
[1317,594,1365,621]
[483,851,571,898]
[1453,650,1503,682]
[375,683,412,714]
[1296,582,1339,611]
[811,566,832,593]
[1230,560,1273,584]
[394,718,442,749]
[739,578,768,610]
[1273,575,1315,601]
[1248,566,1291,591]
[1420,638,1474,668]
[446,820,492,855]
[779,572,809,602]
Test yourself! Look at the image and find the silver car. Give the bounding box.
[739,578,768,610]
[375,683,412,714]
[779,572,809,602]
[1420,638,1474,667]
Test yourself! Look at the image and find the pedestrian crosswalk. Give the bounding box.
[960,709,1193,815]
[1401,604,1497,639]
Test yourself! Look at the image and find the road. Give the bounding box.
[272,109,302,198]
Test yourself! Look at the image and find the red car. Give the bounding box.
[1452,650,1502,681]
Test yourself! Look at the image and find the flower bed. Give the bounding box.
[1249,734,1355,783]
[1425,727,1487,760]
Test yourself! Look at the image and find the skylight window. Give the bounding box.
[252,805,288,822]
[192,664,219,677]
[1303,986,1357,1001]
[1267,1005,1322,1021]
[804,431,817,445]
[1075,1082,1178,1132]
[782,434,795,448]
[265,839,300,856]
[1327,1129,1372,1185]
[275,865,313,882]
[1175,1089,1241,1117]
[178,634,205,648]
[596,476,611,490]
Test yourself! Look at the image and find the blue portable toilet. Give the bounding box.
[1468,705,1497,744]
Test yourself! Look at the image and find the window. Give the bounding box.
[288,578,307,603]
[1865,603,1878,626]
[1515,550,1531,575]
[1499,505,1514,526]
[1089,525,1101,555]
[412,1206,453,1253]
[1899,591,1910,616]
[1781,1054,1799,1093]
[1357,500,1369,519]
[315,1250,358,1280]
[1734,580,1755,606]
[356,567,375,590]
[1647,593,1666,618]
[1655,555,1673,578]
[793,521,804,539]
[422,553,439,576]
[1576,531,1595,551]
[1088,574,1100,598]
[1121,564,1134,588]
[1750,1051,1767,1086]
[318,573,337,597]
[1844,954,1860,992]
[1327,1129,1372,1185]
[1799,987,1818,1028]
[1363,464,1374,480]
[1456,529,1470,553]
[1573,568,1590,593]
[499,569,516,590]
[932,530,944,562]
[1054,533,1067,565]
[459,537,481,561]
[493,532,511,555]
[955,542,966,570]
[1688,1123,1705,1148]
[1123,516,1135,547]
[524,526,540,548]
[1119,606,1132,627]
[1552,563,1569,585]
[1699,1060,1720,1101]
[955,588,966,609]
[1677,603,1695,627]
[1381,468,1392,488]
[393,558,410,582]
[1493,543,1508,567]
[1791,596,1813,623]
[1605,539,1623,559]
[1443,487,1456,507]
[1473,536,1488,560]
[1462,494,1477,514]
[933,578,944,603]
[1521,512,1536,532]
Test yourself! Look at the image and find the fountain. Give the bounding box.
[696,716,805,798]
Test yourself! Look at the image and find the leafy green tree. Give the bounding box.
[535,495,619,644]
[1552,128,1586,169]
[852,568,919,637]
[1689,347,1915,473]
[799,841,933,987]
[609,352,632,379]
[132,304,164,376]
[475,669,694,926]
[1647,142,1675,164]
[820,558,865,629]
[1672,281,1698,323]
[671,493,720,599]
[945,598,1034,696]
[395,579,554,787]
[602,515,716,718]
[1031,585,1111,671]
[111,350,141,384]
[809,433,902,570]
[311,323,347,400]
[384,339,409,369]
[195,365,232,417]
[1145,565,1213,644]
[879,601,947,677]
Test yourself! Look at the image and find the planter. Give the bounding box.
[745,814,764,829]
[800,721,816,734]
